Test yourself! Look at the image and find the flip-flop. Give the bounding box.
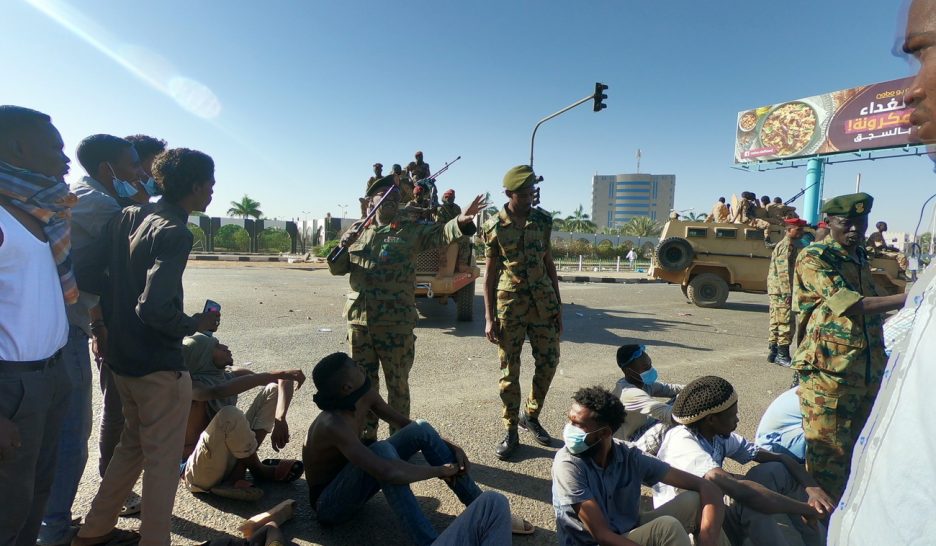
[511,514,534,535]
[260,458,304,482]
[210,479,264,502]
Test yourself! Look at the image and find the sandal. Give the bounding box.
[511,514,534,535]
[71,528,140,545]
[210,479,264,502]
[259,459,304,482]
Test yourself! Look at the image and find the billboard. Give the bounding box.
[734,77,915,164]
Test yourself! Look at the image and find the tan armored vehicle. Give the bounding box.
[651,220,906,308]
[414,242,480,321]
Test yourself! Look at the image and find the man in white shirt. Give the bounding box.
[611,344,683,442]
[653,376,833,545]
[0,105,74,545]
[828,1,936,541]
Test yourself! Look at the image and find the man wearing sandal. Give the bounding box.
[181,333,306,500]
[303,352,534,545]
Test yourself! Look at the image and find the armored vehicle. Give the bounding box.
[651,220,906,308]
[414,242,480,321]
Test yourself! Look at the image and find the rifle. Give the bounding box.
[327,186,400,262]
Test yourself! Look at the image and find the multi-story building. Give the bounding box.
[591,173,675,230]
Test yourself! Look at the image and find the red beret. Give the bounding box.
[413,185,424,194]
[817,221,829,228]
[784,218,807,227]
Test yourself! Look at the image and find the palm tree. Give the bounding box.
[228,195,263,219]
[686,212,708,221]
[621,216,662,238]
[564,205,597,233]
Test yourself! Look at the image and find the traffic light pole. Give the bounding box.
[529,83,607,169]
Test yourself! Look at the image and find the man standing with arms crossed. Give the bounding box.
[830,2,936,540]
[483,165,562,460]
[791,193,907,502]
[766,218,807,367]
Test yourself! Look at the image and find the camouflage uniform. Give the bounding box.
[767,236,803,346]
[329,216,472,440]
[791,239,886,499]
[482,206,561,430]
[435,202,461,223]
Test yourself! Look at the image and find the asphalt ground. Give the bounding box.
[71,264,795,545]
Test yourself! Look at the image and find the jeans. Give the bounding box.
[96,361,123,477]
[315,420,483,546]
[433,491,511,546]
[38,327,93,545]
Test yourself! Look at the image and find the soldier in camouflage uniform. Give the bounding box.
[791,193,908,500]
[329,175,485,441]
[767,218,807,366]
[482,165,562,460]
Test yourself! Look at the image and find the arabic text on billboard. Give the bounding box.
[734,77,914,164]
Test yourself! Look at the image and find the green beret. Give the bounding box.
[502,165,537,191]
[821,192,873,218]
[365,174,396,197]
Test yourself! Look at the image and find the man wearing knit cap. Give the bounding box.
[653,376,833,546]
[330,176,485,442]
[766,218,809,366]
[791,192,907,500]
[482,165,562,459]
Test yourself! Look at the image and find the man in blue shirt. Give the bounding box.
[754,388,806,463]
[552,386,726,546]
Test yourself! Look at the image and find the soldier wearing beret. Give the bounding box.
[329,175,486,441]
[791,192,907,500]
[482,165,562,460]
[766,218,808,366]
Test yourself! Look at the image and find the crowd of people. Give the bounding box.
[2,1,936,545]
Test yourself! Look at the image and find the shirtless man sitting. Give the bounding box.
[303,352,531,545]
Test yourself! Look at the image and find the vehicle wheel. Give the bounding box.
[687,273,729,308]
[655,237,694,272]
[456,281,475,321]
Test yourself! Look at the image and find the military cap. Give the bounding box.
[443,189,455,198]
[784,218,807,227]
[365,174,396,197]
[502,165,538,191]
[415,151,423,157]
[820,192,873,217]
[373,162,382,168]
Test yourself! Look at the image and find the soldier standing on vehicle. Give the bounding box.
[367,163,383,186]
[436,189,461,223]
[329,175,485,441]
[391,163,414,203]
[412,151,430,181]
[791,193,907,500]
[482,165,562,460]
[704,197,730,223]
[866,221,910,271]
[767,218,808,367]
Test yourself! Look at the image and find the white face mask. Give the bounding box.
[108,163,139,198]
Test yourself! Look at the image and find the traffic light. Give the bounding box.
[593,82,608,112]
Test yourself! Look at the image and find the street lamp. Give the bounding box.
[337,204,349,219]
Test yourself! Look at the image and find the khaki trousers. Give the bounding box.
[627,491,732,546]
[77,370,192,546]
[183,385,277,492]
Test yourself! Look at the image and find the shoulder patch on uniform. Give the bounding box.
[532,207,553,224]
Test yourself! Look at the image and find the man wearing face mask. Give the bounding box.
[36,134,146,544]
[329,175,485,443]
[125,134,167,202]
[611,344,683,443]
[552,386,726,546]
[791,193,907,501]
[766,218,809,367]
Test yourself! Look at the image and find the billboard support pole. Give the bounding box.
[802,158,826,225]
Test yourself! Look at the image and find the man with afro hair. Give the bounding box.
[652,376,833,545]
[552,386,726,546]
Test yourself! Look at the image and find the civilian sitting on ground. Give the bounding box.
[652,376,833,545]
[552,386,726,546]
[754,387,805,464]
[302,352,532,545]
[181,333,306,501]
[611,344,683,444]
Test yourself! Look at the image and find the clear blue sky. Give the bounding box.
[4,0,932,233]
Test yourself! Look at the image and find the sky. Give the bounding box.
[3,0,935,234]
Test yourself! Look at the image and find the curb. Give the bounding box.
[191,255,289,262]
[556,275,664,284]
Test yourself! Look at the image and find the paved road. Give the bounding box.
[72,265,794,545]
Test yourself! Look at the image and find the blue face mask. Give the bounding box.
[563,423,608,455]
[142,176,161,196]
[108,163,139,199]
[639,367,658,386]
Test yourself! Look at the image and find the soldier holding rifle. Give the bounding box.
[328,175,485,442]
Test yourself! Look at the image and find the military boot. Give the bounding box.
[767,343,778,363]
[775,345,792,367]
[495,428,519,460]
[519,412,552,446]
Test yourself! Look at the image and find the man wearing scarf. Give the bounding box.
[0,105,75,545]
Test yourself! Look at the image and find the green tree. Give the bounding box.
[920,232,932,252]
[187,223,206,251]
[227,195,263,219]
[564,205,597,233]
[258,227,291,252]
[215,224,250,251]
[686,212,708,221]
[621,216,663,238]
[317,239,340,258]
